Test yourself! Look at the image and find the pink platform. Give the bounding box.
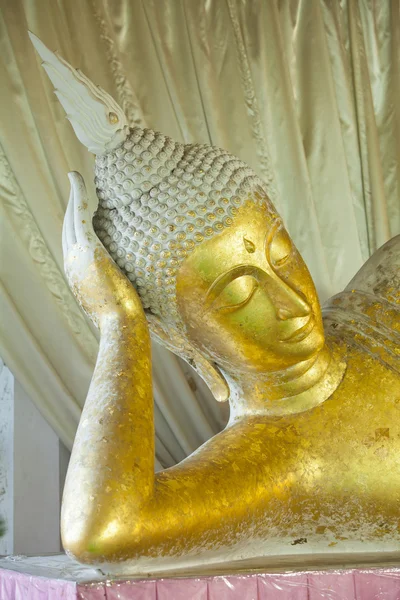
[0,554,400,599]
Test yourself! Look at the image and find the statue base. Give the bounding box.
[0,554,400,599]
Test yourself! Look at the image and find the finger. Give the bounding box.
[64,182,76,251]
[68,171,93,245]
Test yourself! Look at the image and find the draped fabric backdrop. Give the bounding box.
[0,0,399,468]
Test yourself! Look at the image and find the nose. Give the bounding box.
[277,308,294,321]
[257,270,311,321]
[276,295,310,321]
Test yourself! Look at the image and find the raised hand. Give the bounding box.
[63,172,144,328]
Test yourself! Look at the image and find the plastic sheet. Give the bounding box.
[0,555,400,599]
[0,567,77,600]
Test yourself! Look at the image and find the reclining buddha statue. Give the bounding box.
[30,33,400,576]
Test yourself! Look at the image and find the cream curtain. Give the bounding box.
[0,0,399,466]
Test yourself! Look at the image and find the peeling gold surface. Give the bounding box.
[61,184,400,574]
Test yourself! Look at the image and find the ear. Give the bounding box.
[146,314,230,403]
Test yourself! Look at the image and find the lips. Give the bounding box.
[281,318,315,343]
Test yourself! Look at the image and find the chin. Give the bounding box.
[298,329,325,358]
[280,330,325,362]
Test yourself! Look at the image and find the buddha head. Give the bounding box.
[31,33,325,402]
[89,126,324,392]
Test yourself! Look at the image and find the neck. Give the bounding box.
[225,341,346,420]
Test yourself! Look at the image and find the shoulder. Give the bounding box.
[344,235,400,304]
[323,236,400,374]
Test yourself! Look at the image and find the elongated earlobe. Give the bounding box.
[146,314,230,402]
[188,352,229,403]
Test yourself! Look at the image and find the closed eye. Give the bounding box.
[212,276,258,313]
[205,267,259,314]
[267,221,293,268]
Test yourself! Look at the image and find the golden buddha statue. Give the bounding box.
[30,33,400,576]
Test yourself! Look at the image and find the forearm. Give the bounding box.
[61,310,154,557]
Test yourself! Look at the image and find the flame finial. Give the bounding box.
[29,31,129,155]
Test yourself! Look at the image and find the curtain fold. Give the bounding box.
[0,0,399,465]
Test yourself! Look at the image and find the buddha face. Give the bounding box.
[176,200,324,374]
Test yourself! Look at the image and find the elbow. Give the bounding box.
[61,516,150,564]
[61,527,102,564]
[61,488,157,563]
